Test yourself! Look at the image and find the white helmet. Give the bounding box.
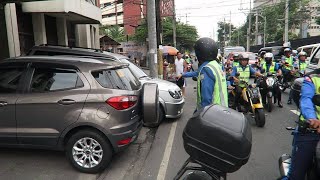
[292,50,298,55]
[265,52,274,59]
[284,48,291,52]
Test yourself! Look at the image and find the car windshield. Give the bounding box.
[120,58,149,79]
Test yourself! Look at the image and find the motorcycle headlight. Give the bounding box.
[266,78,275,87]
[169,90,180,99]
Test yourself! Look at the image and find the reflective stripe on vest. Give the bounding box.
[262,62,276,73]
[197,61,228,109]
[237,66,250,86]
[300,75,320,121]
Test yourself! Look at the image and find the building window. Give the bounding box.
[86,0,96,5]
[100,2,112,9]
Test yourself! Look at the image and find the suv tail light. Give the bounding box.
[106,96,138,110]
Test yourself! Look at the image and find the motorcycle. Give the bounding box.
[279,95,320,180]
[279,65,303,92]
[258,72,279,112]
[229,79,266,127]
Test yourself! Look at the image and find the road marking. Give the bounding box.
[156,121,178,180]
[290,110,300,116]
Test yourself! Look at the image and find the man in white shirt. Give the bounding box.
[174,52,187,96]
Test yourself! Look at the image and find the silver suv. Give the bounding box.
[0,56,158,173]
[27,45,185,123]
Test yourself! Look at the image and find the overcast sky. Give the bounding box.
[175,0,252,41]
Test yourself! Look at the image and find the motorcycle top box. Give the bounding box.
[183,104,252,173]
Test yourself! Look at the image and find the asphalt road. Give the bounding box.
[0,64,301,180]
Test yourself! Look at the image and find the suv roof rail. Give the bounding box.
[37,44,103,53]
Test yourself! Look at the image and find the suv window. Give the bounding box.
[31,67,84,92]
[311,48,320,65]
[0,67,24,93]
[92,67,140,90]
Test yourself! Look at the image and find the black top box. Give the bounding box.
[183,104,252,173]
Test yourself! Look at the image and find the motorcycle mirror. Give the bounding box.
[312,95,320,106]
[192,77,198,81]
[260,69,266,74]
[236,72,240,77]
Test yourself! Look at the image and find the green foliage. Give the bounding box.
[132,17,199,52]
[316,17,320,25]
[99,25,125,42]
[226,0,311,46]
[217,21,236,46]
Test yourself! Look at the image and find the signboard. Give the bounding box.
[160,0,174,17]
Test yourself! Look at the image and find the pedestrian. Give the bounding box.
[193,37,228,110]
[282,69,320,180]
[174,52,188,96]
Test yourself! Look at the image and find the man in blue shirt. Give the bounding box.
[231,53,263,111]
[191,37,228,110]
[283,71,320,180]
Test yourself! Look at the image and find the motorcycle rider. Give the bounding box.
[260,52,283,107]
[232,53,240,67]
[282,69,320,180]
[258,51,267,67]
[292,50,298,60]
[288,51,308,105]
[231,53,263,111]
[192,37,228,110]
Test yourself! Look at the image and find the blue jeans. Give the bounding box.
[285,129,320,180]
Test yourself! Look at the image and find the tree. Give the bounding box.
[132,17,199,52]
[100,25,126,42]
[217,21,236,47]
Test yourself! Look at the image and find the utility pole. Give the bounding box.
[247,0,252,52]
[156,0,162,46]
[238,29,240,46]
[172,0,177,47]
[186,13,188,24]
[255,11,259,45]
[284,0,289,43]
[229,11,232,45]
[147,0,158,77]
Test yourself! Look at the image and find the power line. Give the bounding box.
[176,1,251,11]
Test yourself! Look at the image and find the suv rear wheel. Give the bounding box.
[66,130,113,173]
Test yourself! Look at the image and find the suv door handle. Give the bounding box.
[0,101,8,107]
[58,99,76,105]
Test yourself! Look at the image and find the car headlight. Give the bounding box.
[169,90,180,99]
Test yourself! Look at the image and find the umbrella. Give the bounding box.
[161,46,179,56]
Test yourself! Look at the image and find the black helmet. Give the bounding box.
[260,51,266,58]
[194,37,218,63]
[233,53,240,62]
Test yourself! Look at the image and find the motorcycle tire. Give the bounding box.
[255,109,266,127]
[183,171,213,180]
[267,96,273,112]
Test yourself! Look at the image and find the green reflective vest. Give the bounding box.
[197,61,228,109]
[262,62,276,74]
[284,56,294,70]
[300,75,320,121]
[299,62,307,71]
[233,61,239,67]
[237,65,250,87]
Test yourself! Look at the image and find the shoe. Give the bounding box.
[278,102,283,108]
[287,100,292,105]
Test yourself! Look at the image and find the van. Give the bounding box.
[296,44,319,64]
[224,46,245,58]
[306,45,320,73]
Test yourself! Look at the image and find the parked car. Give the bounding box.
[0,56,159,173]
[27,45,185,122]
[297,43,319,64]
[306,44,320,73]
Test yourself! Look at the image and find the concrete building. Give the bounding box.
[100,0,124,26]
[0,0,102,59]
[100,0,174,35]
